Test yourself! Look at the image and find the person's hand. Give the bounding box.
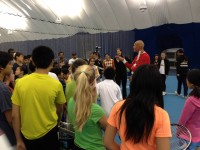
[16,141,26,150]
[59,61,65,67]
[117,56,124,61]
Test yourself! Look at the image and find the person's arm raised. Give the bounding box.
[117,56,126,62]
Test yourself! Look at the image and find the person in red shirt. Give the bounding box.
[118,40,150,73]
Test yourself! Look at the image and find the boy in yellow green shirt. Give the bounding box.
[12,46,66,150]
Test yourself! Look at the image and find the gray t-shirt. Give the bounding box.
[0,81,16,146]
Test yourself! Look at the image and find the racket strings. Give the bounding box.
[170,124,191,150]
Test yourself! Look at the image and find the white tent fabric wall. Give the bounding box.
[0,0,200,43]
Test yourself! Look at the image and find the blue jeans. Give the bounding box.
[187,142,200,150]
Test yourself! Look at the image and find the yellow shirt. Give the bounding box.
[12,73,66,140]
[66,75,72,84]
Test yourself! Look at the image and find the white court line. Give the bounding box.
[166,92,177,95]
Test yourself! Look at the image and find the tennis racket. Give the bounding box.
[170,123,191,150]
[58,122,75,149]
[58,121,74,137]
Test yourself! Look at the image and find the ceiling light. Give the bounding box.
[55,17,62,23]
[7,30,13,34]
[0,14,27,30]
[139,0,147,12]
[38,0,83,17]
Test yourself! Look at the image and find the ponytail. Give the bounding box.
[73,65,95,131]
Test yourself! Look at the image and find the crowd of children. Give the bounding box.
[0,44,199,150]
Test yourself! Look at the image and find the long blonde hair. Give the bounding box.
[73,65,96,131]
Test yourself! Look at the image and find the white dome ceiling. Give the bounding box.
[0,0,199,43]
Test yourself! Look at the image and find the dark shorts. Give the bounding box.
[22,126,59,150]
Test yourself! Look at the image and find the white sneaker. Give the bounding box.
[183,96,187,99]
[175,91,180,96]
[162,92,166,96]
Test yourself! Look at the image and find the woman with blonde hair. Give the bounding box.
[68,65,107,150]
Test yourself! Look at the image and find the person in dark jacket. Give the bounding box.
[158,52,170,96]
[114,48,127,99]
[176,49,189,98]
[151,54,159,66]
[93,52,103,80]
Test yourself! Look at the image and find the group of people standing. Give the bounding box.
[0,39,199,150]
[89,40,151,99]
[151,48,189,97]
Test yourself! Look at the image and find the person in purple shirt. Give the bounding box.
[178,69,200,150]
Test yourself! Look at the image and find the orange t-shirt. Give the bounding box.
[108,100,172,150]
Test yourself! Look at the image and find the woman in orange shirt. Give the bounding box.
[104,64,171,150]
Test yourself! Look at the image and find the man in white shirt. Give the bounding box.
[68,53,78,66]
[48,72,59,80]
[96,67,122,116]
